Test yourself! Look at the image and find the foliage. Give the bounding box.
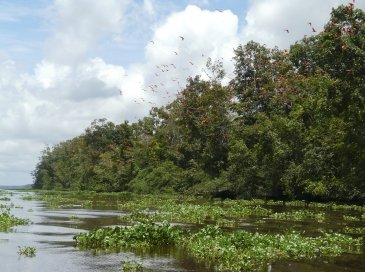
[120,260,144,272]
[74,220,184,250]
[0,207,31,232]
[184,225,362,271]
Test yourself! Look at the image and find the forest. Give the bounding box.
[32,4,365,203]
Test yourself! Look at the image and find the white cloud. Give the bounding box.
[45,0,129,65]
[241,0,365,49]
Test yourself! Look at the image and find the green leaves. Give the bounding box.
[0,207,31,232]
[74,220,184,250]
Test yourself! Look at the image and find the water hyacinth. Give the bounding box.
[74,220,185,250]
[17,246,36,257]
[269,210,326,222]
[0,207,31,232]
[184,225,363,271]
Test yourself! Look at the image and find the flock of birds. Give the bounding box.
[120,33,215,111]
[118,0,357,119]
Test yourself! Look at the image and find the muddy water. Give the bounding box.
[0,191,364,272]
[0,191,206,272]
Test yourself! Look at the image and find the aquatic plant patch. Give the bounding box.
[119,199,272,227]
[343,226,365,235]
[269,210,326,222]
[17,246,36,257]
[120,260,143,272]
[343,215,360,221]
[74,221,363,272]
[183,225,363,271]
[74,220,185,250]
[0,208,31,232]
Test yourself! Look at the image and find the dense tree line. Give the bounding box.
[32,5,365,202]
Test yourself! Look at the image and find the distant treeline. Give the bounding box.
[32,4,365,202]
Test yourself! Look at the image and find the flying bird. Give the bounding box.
[173,51,178,55]
[179,36,184,40]
[149,40,154,44]
[284,29,289,33]
[312,27,316,32]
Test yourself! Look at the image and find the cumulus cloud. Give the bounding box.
[45,0,128,65]
[241,0,365,49]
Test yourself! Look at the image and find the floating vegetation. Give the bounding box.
[69,215,80,220]
[17,246,36,257]
[344,226,365,235]
[270,210,326,222]
[120,260,143,272]
[75,221,363,272]
[119,198,272,227]
[184,225,362,272]
[0,197,11,201]
[74,220,184,250]
[22,192,95,209]
[343,215,361,221]
[0,207,31,232]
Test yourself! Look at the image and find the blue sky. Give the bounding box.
[0,0,362,186]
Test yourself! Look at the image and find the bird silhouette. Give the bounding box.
[179,36,184,41]
[284,29,289,33]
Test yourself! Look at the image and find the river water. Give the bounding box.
[0,191,364,272]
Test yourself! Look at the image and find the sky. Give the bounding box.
[0,0,363,186]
